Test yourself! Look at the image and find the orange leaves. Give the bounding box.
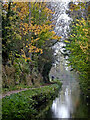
[27,24,40,34]
[28,24,42,36]
[44,7,54,14]
[10,2,60,62]
[79,41,88,53]
[51,34,62,41]
[51,31,55,35]
[23,36,42,58]
[28,44,43,54]
[20,23,30,35]
[52,36,58,40]
[3,3,8,10]
[39,24,53,34]
[29,45,36,53]
[24,23,29,29]
[21,49,26,58]
[31,38,40,43]
[21,49,31,62]
[12,2,29,20]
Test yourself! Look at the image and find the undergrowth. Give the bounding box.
[2,82,62,120]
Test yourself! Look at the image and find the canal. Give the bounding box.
[44,71,88,118]
[43,1,89,118]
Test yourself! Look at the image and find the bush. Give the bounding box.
[2,83,61,120]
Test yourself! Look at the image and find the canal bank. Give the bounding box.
[2,82,62,120]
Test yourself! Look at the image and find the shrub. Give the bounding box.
[2,83,61,120]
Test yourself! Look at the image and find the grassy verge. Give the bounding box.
[2,84,33,93]
[2,82,62,120]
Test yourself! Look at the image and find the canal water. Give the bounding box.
[44,0,89,119]
[45,71,88,118]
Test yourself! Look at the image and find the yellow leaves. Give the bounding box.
[22,54,26,58]
[73,34,75,37]
[46,8,54,14]
[70,34,75,38]
[35,32,37,35]
[29,45,36,53]
[24,32,27,35]
[9,16,13,21]
[21,49,26,58]
[39,24,53,34]
[82,28,88,36]
[78,40,88,53]
[80,18,86,26]
[71,18,89,57]
[11,2,60,62]
[31,25,35,30]
[2,1,61,64]
[28,45,43,54]
[59,36,62,39]
[35,48,43,54]
[26,45,28,48]
[24,23,28,28]
[13,2,29,20]
[21,46,41,62]
[64,40,70,43]
[21,49,24,53]
[35,38,40,41]
[44,7,50,13]
[52,36,59,40]
[75,18,87,28]
[76,23,79,26]
[28,36,42,54]
[52,31,55,34]
[31,21,34,23]
[40,49,43,54]
[12,5,17,11]
[3,3,8,9]
[25,57,31,62]
[76,19,79,22]
[35,48,40,53]
[28,24,41,35]
[20,23,29,35]
[84,29,88,32]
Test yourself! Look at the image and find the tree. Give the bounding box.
[2,2,61,86]
[65,17,89,98]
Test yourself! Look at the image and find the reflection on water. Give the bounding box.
[44,0,89,118]
[45,71,88,118]
[51,79,80,118]
[52,87,72,118]
[45,72,82,118]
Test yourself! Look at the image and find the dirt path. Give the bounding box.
[2,88,30,98]
[1,83,54,99]
[1,87,41,99]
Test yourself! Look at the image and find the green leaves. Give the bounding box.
[65,17,89,97]
[2,84,60,119]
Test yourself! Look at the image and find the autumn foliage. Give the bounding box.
[2,2,61,86]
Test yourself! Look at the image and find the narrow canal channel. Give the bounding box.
[44,1,89,118]
[44,71,88,118]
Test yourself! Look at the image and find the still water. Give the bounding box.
[44,72,88,119]
[43,1,89,119]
